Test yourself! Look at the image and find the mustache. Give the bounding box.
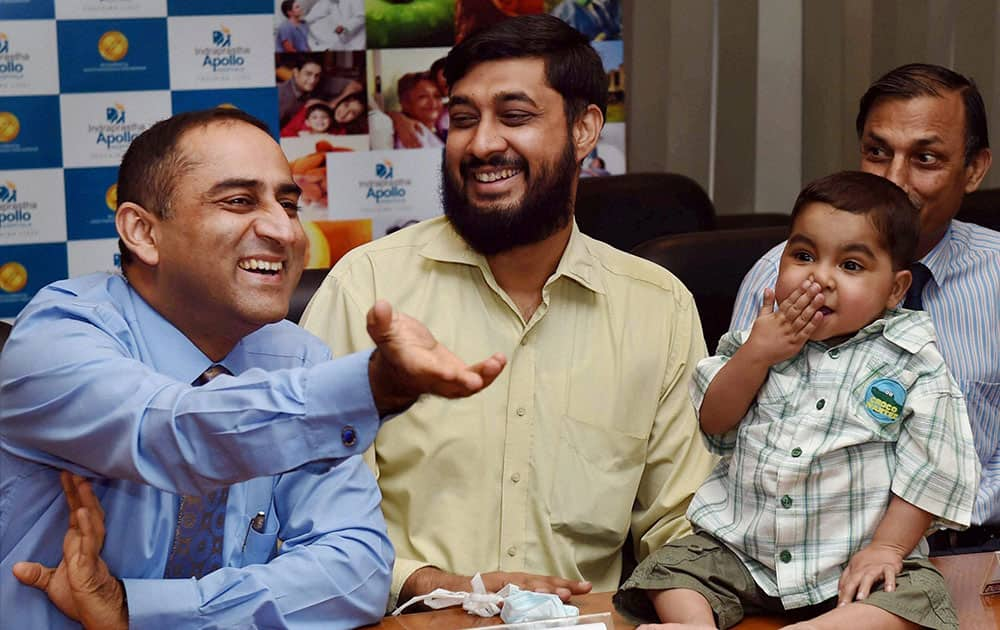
[460,154,526,175]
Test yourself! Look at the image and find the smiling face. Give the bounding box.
[859,91,990,257]
[400,78,442,128]
[305,107,331,132]
[146,121,305,352]
[334,97,363,124]
[293,61,321,94]
[776,202,910,342]
[442,58,598,255]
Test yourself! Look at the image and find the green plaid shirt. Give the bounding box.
[688,309,979,609]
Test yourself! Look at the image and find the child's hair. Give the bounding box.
[305,103,332,131]
[790,171,920,270]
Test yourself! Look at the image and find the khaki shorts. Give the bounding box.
[613,532,958,630]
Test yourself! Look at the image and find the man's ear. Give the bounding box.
[887,268,912,308]
[964,148,992,193]
[116,202,161,267]
[572,104,604,162]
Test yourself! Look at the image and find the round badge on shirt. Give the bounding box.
[864,378,906,423]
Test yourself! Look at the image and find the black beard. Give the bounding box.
[441,141,578,256]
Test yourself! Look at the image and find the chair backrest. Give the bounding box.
[957,188,1000,232]
[286,267,330,324]
[631,225,788,353]
[574,172,716,252]
[0,320,11,354]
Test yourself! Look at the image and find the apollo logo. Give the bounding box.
[0,181,33,228]
[106,103,126,125]
[97,30,129,62]
[375,161,394,179]
[202,25,245,72]
[212,27,232,47]
[0,32,26,76]
[0,181,16,203]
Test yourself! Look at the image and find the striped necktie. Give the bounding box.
[163,364,232,579]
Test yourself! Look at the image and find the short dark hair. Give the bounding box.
[280,0,295,18]
[856,63,989,165]
[292,55,321,71]
[790,171,919,270]
[116,108,271,267]
[397,71,435,101]
[443,14,607,123]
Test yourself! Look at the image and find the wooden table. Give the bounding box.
[371,552,999,629]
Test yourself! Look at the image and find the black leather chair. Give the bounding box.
[0,320,11,352]
[631,225,788,353]
[574,173,717,252]
[286,268,330,324]
[957,188,1000,232]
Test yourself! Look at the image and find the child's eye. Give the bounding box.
[793,251,814,262]
[842,260,863,271]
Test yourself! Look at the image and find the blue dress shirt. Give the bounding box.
[730,220,1000,525]
[0,273,393,628]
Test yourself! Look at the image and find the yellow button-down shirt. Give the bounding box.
[301,216,716,609]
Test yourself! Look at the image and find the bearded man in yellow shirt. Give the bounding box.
[301,14,716,612]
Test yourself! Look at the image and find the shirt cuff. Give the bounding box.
[122,578,201,629]
[388,557,435,612]
[302,349,381,459]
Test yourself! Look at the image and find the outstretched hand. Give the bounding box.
[366,300,506,416]
[744,279,824,366]
[12,472,127,630]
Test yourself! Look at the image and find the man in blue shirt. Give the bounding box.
[276,1,310,53]
[731,63,999,553]
[0,108,505,628]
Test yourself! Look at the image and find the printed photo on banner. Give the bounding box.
[0,20,59,96]
[366,0,454,49]
[454,0,543,44]
[593,38,624,122]
[0,169,67,246]
[274,0,365,52]
[276,50,367,139]
[285,136,369,218]
[546,0,620,41]
[54,0,167,19]
[367,47,449,150]
[582,121,624,178]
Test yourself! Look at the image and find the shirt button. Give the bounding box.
[507,546,517,557]
[816,399,825,410]
[780,550,792,563]
[516,407,526,417]
[341,425,357,447]
[829,348,840,359]
[781,495,793,509]
[510,472,521,483]
[791,447,802,458]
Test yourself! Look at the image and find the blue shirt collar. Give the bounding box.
[125,282,221,384]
